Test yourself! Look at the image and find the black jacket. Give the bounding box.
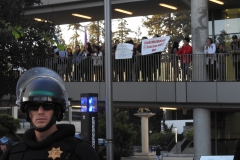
[0,124,99,160]
[234,140,240,160]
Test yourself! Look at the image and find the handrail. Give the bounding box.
[181,139,191,153]
[167,137,176,152]
[10,53,240,82]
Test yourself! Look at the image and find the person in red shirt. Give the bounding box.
[176,37,192,81]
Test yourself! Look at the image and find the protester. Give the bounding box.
[171,42,179,81]
[216,43,227,81]
[0,137,12,153]
[72,45,82,81]
[176,37,192,81]
[0,67,99,160]
[136,36,149,81]
[230,35,240,81]
[204,38,217,81]
[155,145,162,160]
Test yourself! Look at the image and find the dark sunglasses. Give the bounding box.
[26,102,55,111]
[0,143,6,145]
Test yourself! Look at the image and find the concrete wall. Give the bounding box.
[65,82,240,108]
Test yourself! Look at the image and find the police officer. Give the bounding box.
[0,136,12,153]
[0,67,99,160]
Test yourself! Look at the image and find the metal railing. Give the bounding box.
[34,53,239,82]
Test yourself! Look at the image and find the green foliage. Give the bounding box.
[149,131,175,150]
[0,114,22,142]
[0,0,57,102]
[112,19,133,43]
[142,11,191,53]
[162,118,174,133]
[184,129,194,141]
[88,21,105,46]
[98,108,137,158]
[67,23,83,49]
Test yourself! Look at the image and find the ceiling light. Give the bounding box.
[209,0,224,5]
[115,8,132,15]
[72,13,91,19]
[160,107,177,110]
[34,18,52,23]
[159,3,177,10]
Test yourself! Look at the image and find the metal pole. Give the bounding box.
[104,0,114,159]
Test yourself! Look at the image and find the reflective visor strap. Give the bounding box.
[29,91,55,97]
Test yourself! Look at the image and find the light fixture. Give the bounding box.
[160,107,177,110]
[72,13,91,19]
[115,8,132,15]
[34,18,52,23]
[159,3,177,10]
[209,0,224,5]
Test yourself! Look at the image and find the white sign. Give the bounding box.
[115,43,133,59]
[141,36,170,55]
[200,156,233,160]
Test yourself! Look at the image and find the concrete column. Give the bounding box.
[191,0,208,81]
[134,112,155,154]
[12,106,18,119]
[193,108,211,160]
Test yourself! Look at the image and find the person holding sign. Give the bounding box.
[176,37,192,81]
[136,36,151,81]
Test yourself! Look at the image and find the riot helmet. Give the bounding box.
[0,136,12,148]
[16,67,70,132]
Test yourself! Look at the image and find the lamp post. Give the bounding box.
[149,130,152,152]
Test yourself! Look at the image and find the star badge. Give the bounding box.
[48,147,63,160]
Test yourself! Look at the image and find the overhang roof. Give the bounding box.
[25,0,240,25]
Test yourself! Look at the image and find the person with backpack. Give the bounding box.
[0,67,99,160]
[155,145,162,160]
[230,35,240,81]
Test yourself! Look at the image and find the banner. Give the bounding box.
[141,36,170,55]
[115,43,133,59]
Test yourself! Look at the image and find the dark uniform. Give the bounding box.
[0,67,99,160]
[0,124,98,160]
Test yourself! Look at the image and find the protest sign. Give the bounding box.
[115,43,133,59]
[141,36,170,55]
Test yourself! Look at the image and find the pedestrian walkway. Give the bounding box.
[122,156,193,160]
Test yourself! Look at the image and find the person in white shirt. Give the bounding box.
[92,45,103,81]
[204,38,217,81]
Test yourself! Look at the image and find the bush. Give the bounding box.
[184,129,194,141]
[149,131,175,150]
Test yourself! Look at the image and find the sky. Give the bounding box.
[60,16,148,44]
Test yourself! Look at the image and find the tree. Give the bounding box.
[142,11,191,53]
[184,129,194,141]
[0,114,21,142]
[55,25,66,47]
[133,26,142,44]
[112,19,133,43]
[98,108,137,159]
[215,30,229,46]
[88,20,105,46]
[67,23,83,49]
[149,132,175,149]
[0,0,57,104]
